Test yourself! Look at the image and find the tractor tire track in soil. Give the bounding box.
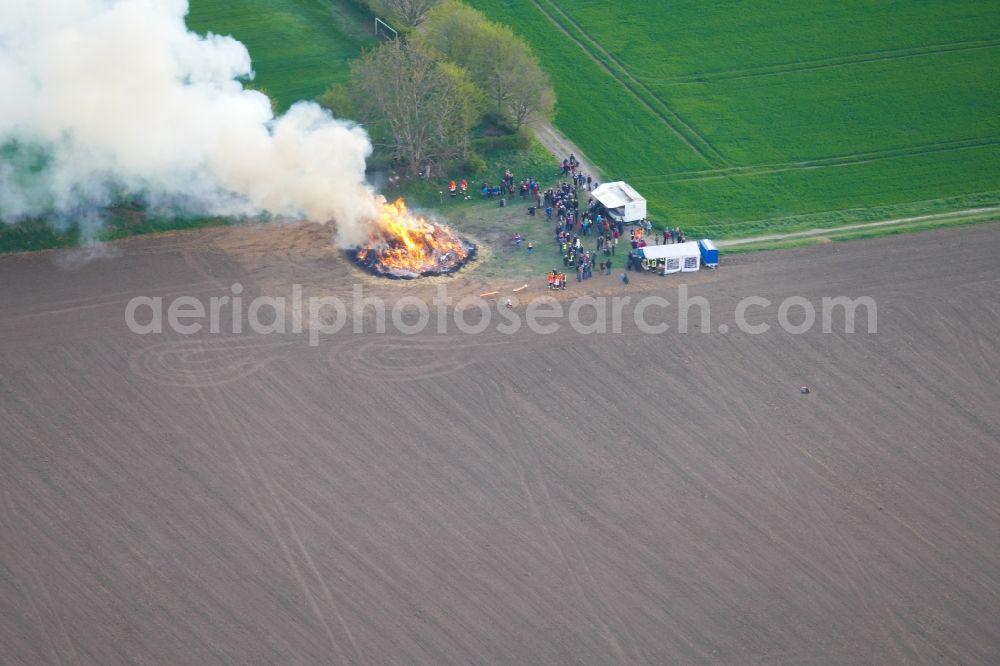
[480,372,638,664]
[544,0,729,165]
[531,0,725,167]
[659,38,1000,83]
[189,375,360,664]
[527,6,997,194]
[626,136,1000,185]
[2,223,1000,662]
[717,206,1000,247]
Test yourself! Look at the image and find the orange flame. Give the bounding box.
[356,198,472,277]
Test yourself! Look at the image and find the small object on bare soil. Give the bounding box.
[513,284,528,293]
[800,386,810,394]
[480,291,499,298]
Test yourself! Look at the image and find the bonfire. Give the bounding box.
[353,198,475,278]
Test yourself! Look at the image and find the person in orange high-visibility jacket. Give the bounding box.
[449,180,457,195]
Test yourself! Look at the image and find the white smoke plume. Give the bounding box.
[0,0,377,247]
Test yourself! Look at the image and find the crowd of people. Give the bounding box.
[458,153,691,289]
[480,169,543,204]
[546,270,567,289]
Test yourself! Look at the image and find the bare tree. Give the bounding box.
[369,0,441,28]
[349,39,480,176]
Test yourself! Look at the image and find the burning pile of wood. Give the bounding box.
[352,198,475,278]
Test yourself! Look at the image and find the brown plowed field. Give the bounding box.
[1,224,998,664]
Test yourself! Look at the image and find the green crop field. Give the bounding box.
[185,0,374,111]
[466,0,1000,238]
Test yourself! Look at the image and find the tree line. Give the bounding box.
[321,0,555,177]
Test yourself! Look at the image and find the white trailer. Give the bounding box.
[639,241,701,274]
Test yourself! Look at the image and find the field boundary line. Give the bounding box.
[527,0,709,164]
[626,137,1000,184]
[529,0,721,167]
[541,0,728,166]
[656,39,1000,84]
[717,207,1000,247]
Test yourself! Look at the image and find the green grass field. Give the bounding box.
[466,0,1000,238]
[185,0,374,111]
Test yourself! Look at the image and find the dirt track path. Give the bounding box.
[533,122,604,181]
[717,206,1000,246]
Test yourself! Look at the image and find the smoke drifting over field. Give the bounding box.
[0,0,376,246]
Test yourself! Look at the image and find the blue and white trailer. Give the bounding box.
[699,239,719,268]
[639,241,701,274]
